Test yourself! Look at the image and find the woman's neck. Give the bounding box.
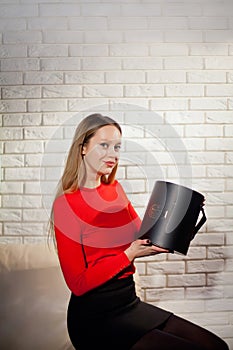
[82,177,101,189]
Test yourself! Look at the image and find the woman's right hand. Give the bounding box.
[124,239,169,261]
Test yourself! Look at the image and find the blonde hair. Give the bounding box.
[48,113,122,246]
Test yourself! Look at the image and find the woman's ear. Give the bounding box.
[82,144,87,156]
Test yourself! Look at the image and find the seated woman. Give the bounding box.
[50,113,229,350]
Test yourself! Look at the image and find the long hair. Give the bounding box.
[48,113,122,246]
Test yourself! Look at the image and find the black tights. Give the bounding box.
[130,314,229,350]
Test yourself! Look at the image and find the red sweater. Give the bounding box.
[54,180,141,296]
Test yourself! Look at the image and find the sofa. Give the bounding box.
[0,243,141,350]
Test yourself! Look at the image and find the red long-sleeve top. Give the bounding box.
[53,180,141,296]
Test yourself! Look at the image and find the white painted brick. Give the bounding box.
[1,155,24,168]
[42,113,76,126]
[205,30,233,43]
[85,31,122,44]
[146,288,184,302]
[207,272,233,286]
[206,85,233,97]
[0,44,27,58]
[139,275,166,288]
[150,43,188,56]
[1,58,39,71]
[225,259,233,272]
[146,151,186,165]
[124,30,163,43]
[206,299,233,312]
[149,17,188,30]
[226,206,233,218]
[4,223,44,236]
[189,152,224,165]
[205,57,233,69]
[5,141,43,154]
[134,262,146,275]
[173,137,205,151]
[3,31,41,44]
[43,31,83,44]
[108,17,147,30]
[120,179,145,194]
[69,17,107,31]
[0,209,21,222]
[186,286,224,299]
[125,85,164,97]
[0,4,38,17]
[40,3,80,17]
[45,167,63,181]
[2,115,42,126]
[165,111,204,124]
[0,182,23,194]
[109,44,148,57]
[186,125,223,137]
[151,98,188,110]
[23,209,48,222]
[190,98,227,110]
[0,100,26,113]
[24,126,62,140]
[206,112,233,124]
[27,17,67,30]
[225,126,233,137]
[166,84,204,97]
[162,3,202,16]
[68,98,109,112]
[2,86,41,99]
[25,154,43,167]
[0,18,26,31]
[5,168,41,181]
[79,44,108,57]
[24,72,63,85]
[3,195,41,209]
[187,260,224,273]
[65,71,104,84]
[122,4,161,16]
[82,57,121,70]
[0,127,23,140]
[124,111,163,124]
[24,182,41,194]
[164,57,203,69]
[28,44,68,57]
[106,71,145,84]
[203,2,233,16]
[81,3,121,17]
[144,124,184,138]
[189,17,228,30]
[190,43,228,56]
[168,274,206,287]
[192,233,224,247]
[206,138,232,151]
[187,71,226,83]
[207,165,233,179]
[0,72,23,85]
[42,85,82,98]
[147,261,185,275]
[28,99,67,112]
[84,85,123,98]
[109,98,149,111]
[165,30,203,43]
[41,57,80,71]
[147,71,186,83]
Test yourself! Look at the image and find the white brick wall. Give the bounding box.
[0,0,233,347]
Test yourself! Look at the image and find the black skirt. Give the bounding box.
[67,275,172,350]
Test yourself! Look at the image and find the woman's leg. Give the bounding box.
[130,315,229,350]
[162,314,229,350]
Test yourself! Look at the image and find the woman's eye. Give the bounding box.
[100,143,109,149]
[114,144,121,152]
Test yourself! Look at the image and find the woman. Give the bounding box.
[50,114,228,350]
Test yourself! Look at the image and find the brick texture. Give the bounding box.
[0,0,232,347]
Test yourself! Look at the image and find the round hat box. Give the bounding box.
[139,181,207,255]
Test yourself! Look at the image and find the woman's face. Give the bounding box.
[82,125,122,179]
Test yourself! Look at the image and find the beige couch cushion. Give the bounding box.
[0,244,74,350]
